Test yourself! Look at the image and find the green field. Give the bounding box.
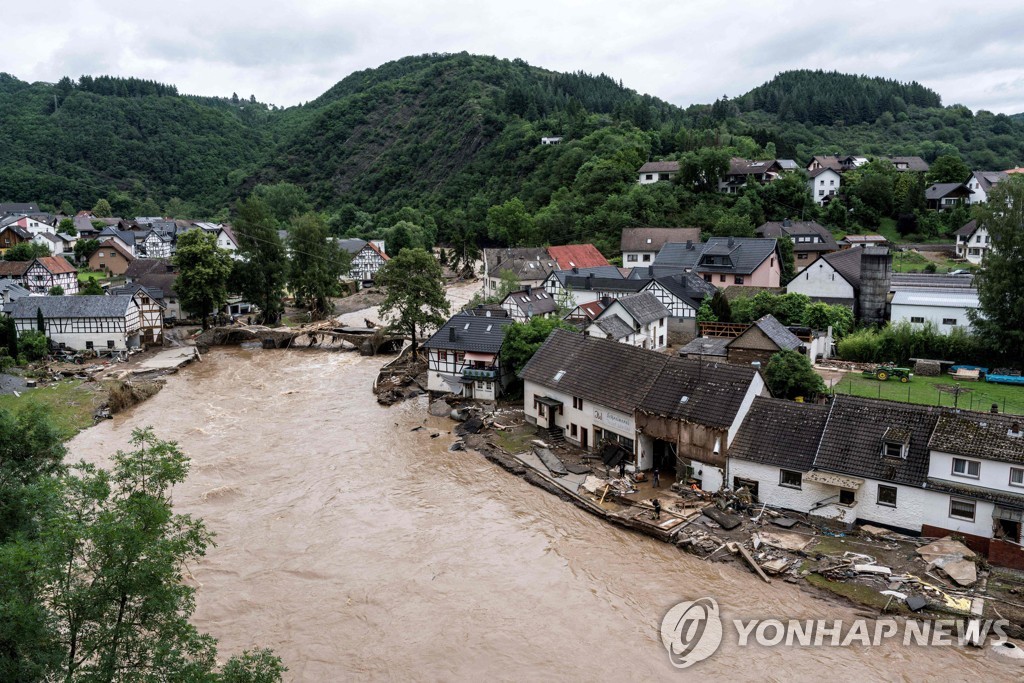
[77,270,108,283]
[0,380,103,439]
[829,371,1024,416]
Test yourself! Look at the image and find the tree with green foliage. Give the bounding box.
[375,248,450,357]
[138,197,162,217]
[35,307,44,333]
[801,301,854,337]
[19,330,49,360]
[926,155,971,185]
[487,198,537,246]
[91,198,113,217]
[46,286,63,296]
[696,295,717,323]
[384,220,435,255]
[970,177,1024,358]
[172,230,233,328]
[3,242,51,261]
[679,148,730,193]
[710,290,731,322]
[57,217,76,235]
[253,182,310,225]
[775,236,796,285]
[72,238,100,263]
[1,316,17,359]
[764,349,826,400]
[232,197,288,324]
[59,201,74,216]
[289,213,348,319]
[79,276,104,295]
[500,316,575,377]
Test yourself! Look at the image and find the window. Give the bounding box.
[779,470,802,489]
[642,254,651,263]
[910,316,925,324]
[797,253,808,260]
[943,318,957,326]
[734,276,744,284]
[439,350,448,361]
[839,489,856,506]
[819,180,825,186]
[818,190,825,196]
[719,275,726,283]
[703,274,712,282]
[572,396,583,410]
[1011,468,1024,488]
[883,441,905,458]
[952,458,980,479]
[878,485,897,507]
[949,498,976,521]
[106,340,115,349]
[830,180,835,186]
[570,423,578,438]
[485,381,492,391]
[626,254,638,262]
[645,174,653,181]
[86,341,94,350]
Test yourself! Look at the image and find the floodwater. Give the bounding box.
[69,348,1018,681]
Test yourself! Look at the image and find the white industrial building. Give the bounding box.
[889,288,979,334]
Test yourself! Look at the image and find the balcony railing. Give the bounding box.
[462,366,498,380]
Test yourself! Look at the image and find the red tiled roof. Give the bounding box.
[366,241,389,261]
[0,261,31,277]
[546,244,609,270]
[35,256,78,274]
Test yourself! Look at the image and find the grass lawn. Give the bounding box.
[828,371,1024,415]
[0,380,104,439]
[77,270,108,283]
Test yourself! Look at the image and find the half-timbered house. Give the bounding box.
[421,309,514,401]
[10,292,156,351]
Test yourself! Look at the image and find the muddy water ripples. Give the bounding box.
[69,349,1016,681]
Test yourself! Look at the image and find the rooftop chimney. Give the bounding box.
[601,295,611,306]
[728,236,736,248]
[572,266,579,274]
[686,239,693,250]
[525,284,532,296]
[782,218,792,227]
[449,327,456,342]
[586,273,594,290]
[647,265,654,277]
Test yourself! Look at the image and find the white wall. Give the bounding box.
[809,170,841,206]
[890,302,973,334]
[726,374,766,446]
[623,251,656,265]
[524,379,636,458]
[786,260,855,299]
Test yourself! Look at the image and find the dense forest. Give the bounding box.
[2,54,1024,253]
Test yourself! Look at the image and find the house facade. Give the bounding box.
[808,168,841,205]
[22,257,78,295]
[654,237,782,288]
[585,292,670,350]
[620,227,701,266]
[10,292,154,351]
[925,183,972,211]
[0,224,32,254]
[637,161,680,185]
[640,273,716,320]
[500,287,557,321]
[421,309,514,401]
[89,241,135,276]
[955,219,990,264]
[890,288,979,334]
[756,220,839,270]
[725,314,803,366]
[965,171,1008,205]
[718,159,785,194]
[338,239,389,283]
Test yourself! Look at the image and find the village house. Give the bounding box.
[546,244,609,271]
[640,272,717,338]
[756,219,838,270]
[840,234,887,249]
[620,227,702,266]
[30,232,66,256]
[0,202,40,216]
[654,237,782,288]
[10,291,158,351]
[540,136,563,145]
[0,223,32,254]
[925,183,972,211]
[562,300,606,329]
[585,292,670,350]
[481,244,609,297]
[637,161,680,185]
[421,309,515,401]
[955,219,990,264]
[337,238,389,283]
[0,213,54,236]
[501,286,557,321]
[0,256,79,295]
[137,230,172,259]
[96,227,138,256]
[520,330,765,486]
[807,168,841,205]
[786,246,892,324]
[88,240,135,276]
[542,266,645,308]
[889,288,979,334]
[718,159,785,194]
[805,155,928,174]
[108,283,166,344]
[965,171,1008,205]
[0,278,30,314]
[723,314,803,366]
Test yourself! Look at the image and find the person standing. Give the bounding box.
[653,468,660,488]
[652,498,661,520]
[618,459,626,479]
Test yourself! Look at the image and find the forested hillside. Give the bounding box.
[2,56,1024,253]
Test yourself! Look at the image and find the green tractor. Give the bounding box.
[862,364,912,383]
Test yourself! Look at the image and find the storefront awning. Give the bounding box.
[805,470,864,489]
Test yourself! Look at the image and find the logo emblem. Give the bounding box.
[660,597,723,668]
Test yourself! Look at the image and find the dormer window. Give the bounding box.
[881,427,910,459]
[883,442,905,459]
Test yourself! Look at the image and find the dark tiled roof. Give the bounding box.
[613,292,670,326]
[0,261,30,277]
[97,227,137,246]
[735,315,802,351]
[925,478,1024,508]
[656,237,778,275]
[926,183,970,200]
[954,219,980,238]
[637,161,680,174]
[337,238,368,254]
[808,167,840,178]
[109,284,167,307]
[483,247,554,279]
[822,247,864,288]
[730,396,831,471]
[886,156,930,172]
[0,224,32,239]
[10,295,135,319]
[679,337,730,357]
[421,311,513,354]
[971,171,1008,192]
[546,244,609,270]
[520,329,670,414]
[756,221,838,253]
[593,315,634,340]
[136,273,178,297]
[620,227,702,253]
[809,156,843,172]
[648,273,717,308]
[726,158,782,177]
[0,202,39,215]
[812,395,942,487]
[638,356,760,428]
[502,289,557,317]
[125,258,174,279]
[929,413,1024,464]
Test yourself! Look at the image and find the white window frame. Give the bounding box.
[949,498,976,522]
[877,485,898,508]
[1010,467,1024,488]
[779,469,802,489]
[951,457,980,479]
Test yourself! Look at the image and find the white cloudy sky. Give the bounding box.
[7,0,1024,113]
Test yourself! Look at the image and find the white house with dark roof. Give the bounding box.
[954,219,990,264]
[926,183,972,211]
[637,161,680,185]
[620,227,701,265]
[10,292,155,351]
[890,288,979,334]
[500,286,557,322]
[965,171,1008,205]
[421,309,515,401]
[338,238,388,283]
[640,272,717,320]
[585,292,670,350]
[807,168,841,205]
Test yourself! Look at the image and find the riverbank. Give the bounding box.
[448,406,1024,637]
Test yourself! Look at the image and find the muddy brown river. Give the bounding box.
[69,349,1018,681]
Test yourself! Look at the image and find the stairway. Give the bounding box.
[545,426,565,445]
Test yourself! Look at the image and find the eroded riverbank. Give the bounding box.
[68,349,1019,680]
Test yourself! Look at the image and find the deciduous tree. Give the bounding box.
[233,197,288,324]
[764,349,826,400]
[289,212,348,319]
[500,317,574,376]
[172,230,233,328]
[375,248,450,357]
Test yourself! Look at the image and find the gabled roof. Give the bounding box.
[337,238,367,254]
[607,292,670,326]
[109,283,167,308]
[502,289,557,317]
[125,258,174,279]
[970,170,1008,192]
[955,219,981,238]
[726,158,782,177]
[637,161,680,174]
[364,241,389,260]
[0,224,32,239]
[886,156,930,172]
[646,272,717,308]
[10,294,136,319]
[546,244,608,270]
[92,240,134,262]
[756,221,838,253]
[32,256,77,275]
[135,272,178,297]
[34,232,62,244]
[926,183,971,200]
[812,395,941,488]
[592,315,635,340]
[520,329,760,426]
[97,227,136,247]
[808,167,841,179]
[0,261,30,277]
[421,311,514,354]
[620,227,702,253]
[808,155,843,171]
[483,247,554,279]
[821,247,865,289]
[0,202,39,215]
[656,237,778,275]
[730,397,832,471]
[568,300,605,321]
[730,314,801,352]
